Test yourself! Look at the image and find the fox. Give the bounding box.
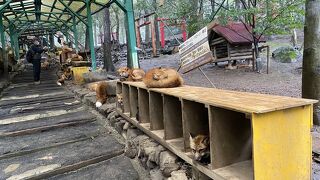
[189,133,210,164]
[117,93,124,110]
[117,67,145,81]
[41,60,50,70]
[95,82,108,108]
[88,82,99,92]
[57,67,72,86]
[143,67,184,88]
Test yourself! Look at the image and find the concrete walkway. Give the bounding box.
[0,69,139,179]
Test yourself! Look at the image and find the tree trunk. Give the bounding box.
[235,0,242,9]
[302,0,320,125]
[85,27,90,51]
[103,8,115,72]
[145,10,150,43]
[153,0,160,52]
[291,28,298,48]
[210,0,215,13]
[94,21,97,46]
[115,10,120,42]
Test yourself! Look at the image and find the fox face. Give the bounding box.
[189,133,210,164]
[117,94,123,104]
[152,67,168,80]
[64,68,72,80]
[117,67,130,79]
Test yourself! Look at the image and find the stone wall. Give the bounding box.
[67,81,192,180]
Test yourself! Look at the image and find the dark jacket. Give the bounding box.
[30,44,44,61]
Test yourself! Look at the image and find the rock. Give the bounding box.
[82,71,111,83]
[168,170,188,180]
[148,145,166,165]
[109,116,118,126]
[146,159,157,169]
[159,151,179,177]
[105,80,117,96]
[107,111,117,120]
[140,138,158,157]
[272,46,302,63]
[127,128,143,140]
[99,103,116,116]
[124,135,148,159]
[125,140,138,158]
[114,120,126,134]
[150,168,165,180]
[162,163,180,177]
[123,122,130,130]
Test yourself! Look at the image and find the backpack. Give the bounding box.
[26,49,34,63]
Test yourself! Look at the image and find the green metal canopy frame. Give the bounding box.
[0,0,139,77]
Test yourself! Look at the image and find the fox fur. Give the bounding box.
[117,93,124,110]
[143,67,183,88]
[41,60,50,70]
[57,67,72,86]
[117,67,145,81]
[189,133,210,164]
[88,82,99,92]
[95,82,108,108]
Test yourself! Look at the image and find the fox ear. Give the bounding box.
[203,136,209,145]
[189,132,194,139]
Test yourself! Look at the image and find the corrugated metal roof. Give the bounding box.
[212,22,266,45]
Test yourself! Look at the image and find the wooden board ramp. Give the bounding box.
[117,81,318,180]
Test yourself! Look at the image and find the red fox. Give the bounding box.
[95,82,108,108]
[143,67,184,88]
[189,133,210,164]
[117,93,124,110]
[41,60,50,70]
[57,67,72,86]
[117,67,145,81]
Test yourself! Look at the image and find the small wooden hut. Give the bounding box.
[208,22,266,63]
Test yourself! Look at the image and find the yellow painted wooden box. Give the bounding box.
[71,66,89,85]
[116,81,318,180]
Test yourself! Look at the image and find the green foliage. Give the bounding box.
[133,0,305,38]
[217,0,305,37]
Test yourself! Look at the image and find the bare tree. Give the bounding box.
[103,8,115,72]
[302,0,320,125]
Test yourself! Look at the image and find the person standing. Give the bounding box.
[26,37,46,85]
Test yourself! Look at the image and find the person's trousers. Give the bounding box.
[32,60,41,81]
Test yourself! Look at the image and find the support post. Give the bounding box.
[9,24,19,61]
[86,0,96,70]
[160,21,165,48]
[65,31,69,44]
[73,16,79,52]
[14,32,19,60]
[125,0,139,68]
[49,33,54,49]
[0,15,8,78]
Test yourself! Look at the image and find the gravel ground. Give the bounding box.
[116,52,302,98]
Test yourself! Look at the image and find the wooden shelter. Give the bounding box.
[208,22,266,62]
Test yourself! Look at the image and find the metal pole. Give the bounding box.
[14,32,19,60]
[73,16,79,52]
[0,15,8,78]
[198,67,216,88]
[65,31,69,44]
[125,0,139,68]
[86,0,96,70]
[9,25,18,61]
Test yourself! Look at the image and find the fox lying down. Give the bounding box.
[143,67,183,88]
[117,67,145,81]
[88,81,108,108]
